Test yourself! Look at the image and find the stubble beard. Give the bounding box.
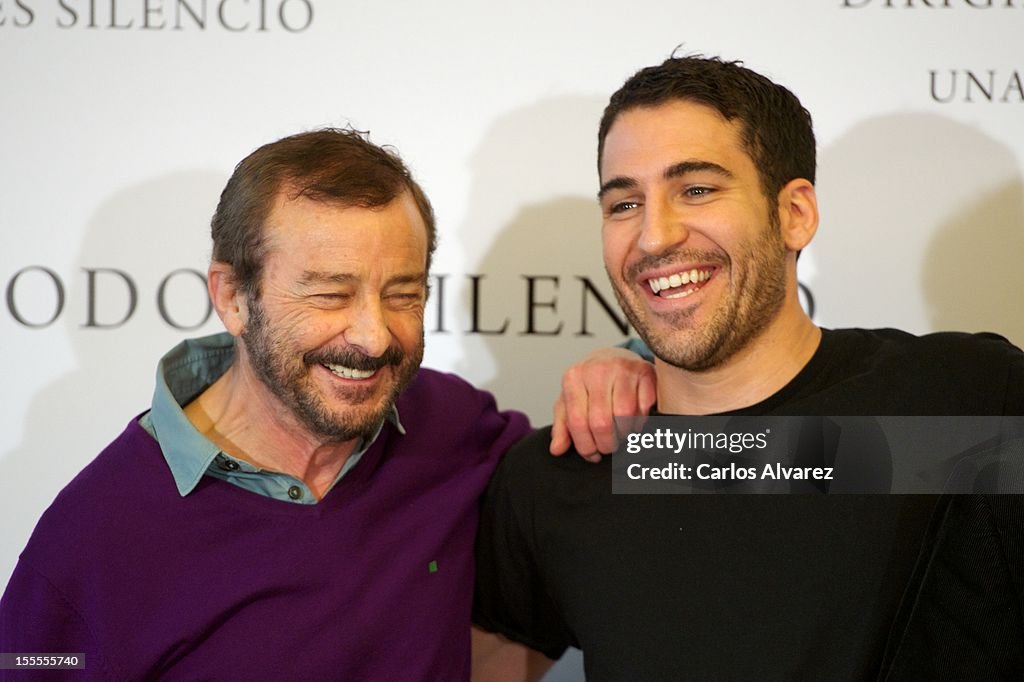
[241,298,423,442]
[609,211,788,373]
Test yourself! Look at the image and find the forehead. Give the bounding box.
[600,101,752,181]
[263,189,428,270]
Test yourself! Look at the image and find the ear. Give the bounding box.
[776,179,819,252]
[208,262,249,337]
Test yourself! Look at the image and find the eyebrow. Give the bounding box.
[386,273,429,287]
[597,176,637,199]
[598,160,734,199]
[299,271,358,286]
[299,271,428,287]
[665,160,733,181]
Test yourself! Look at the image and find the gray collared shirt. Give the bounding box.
[139,332,403,504]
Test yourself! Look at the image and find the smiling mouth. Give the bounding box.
[322,363,379,380]
[647,268,715,299]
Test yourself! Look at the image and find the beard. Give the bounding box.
[609,209,788,372]
[240,299,423,442]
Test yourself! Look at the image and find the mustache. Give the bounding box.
[626,249,728,280]
[305,345,405,371]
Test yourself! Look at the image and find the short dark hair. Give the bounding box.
[211,127,437,297]
[598,55,816,201]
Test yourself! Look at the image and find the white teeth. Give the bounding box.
[646,268,714,298]
[324,364,377,380]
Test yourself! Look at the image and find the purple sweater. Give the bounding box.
[0,369,530,680]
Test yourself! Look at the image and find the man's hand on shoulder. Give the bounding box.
[551,346,656,461]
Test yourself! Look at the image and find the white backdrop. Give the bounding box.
[2,0,1023,675]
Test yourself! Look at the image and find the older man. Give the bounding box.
[473,56,1024,680]
[0,129,649,680]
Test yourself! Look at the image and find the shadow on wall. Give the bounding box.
[811,113,1024,346]
[452,97,631,425]
[923,180,1024,344]
[0,172,224,587]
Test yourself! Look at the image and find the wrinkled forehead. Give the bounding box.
[261,189,428,268]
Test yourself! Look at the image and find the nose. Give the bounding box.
[638,194,690,256]
[343,296,391,358]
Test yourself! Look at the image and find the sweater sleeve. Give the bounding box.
[0,560,111,681]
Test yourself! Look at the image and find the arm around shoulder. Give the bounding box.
[474,430,574,667]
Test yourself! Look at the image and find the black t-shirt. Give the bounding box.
[474,328,1024,681]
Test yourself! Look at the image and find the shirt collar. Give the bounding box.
[146,332,404,497]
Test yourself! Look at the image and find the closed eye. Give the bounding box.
[309,293,353,307]
[385,292,425,310]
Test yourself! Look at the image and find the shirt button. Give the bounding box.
[287,486,303,500]
[219,459,240,472]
